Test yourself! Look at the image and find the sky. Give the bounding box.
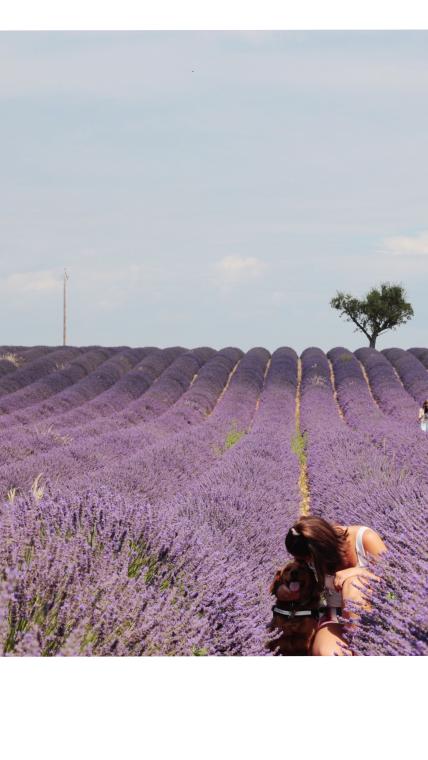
[0,31,427,352]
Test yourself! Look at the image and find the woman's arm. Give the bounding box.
[334,566,373,590]
[334,529,386,590]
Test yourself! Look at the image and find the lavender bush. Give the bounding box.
[0,345,426,655]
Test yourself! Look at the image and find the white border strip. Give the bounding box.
[1,1,428,31]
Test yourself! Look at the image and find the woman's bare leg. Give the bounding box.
[312,577,373,655]
[311,623,351,656]
[342,575,371,623]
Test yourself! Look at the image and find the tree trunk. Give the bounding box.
[369,335,377,348]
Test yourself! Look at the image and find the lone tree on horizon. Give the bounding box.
[330,283,414,348]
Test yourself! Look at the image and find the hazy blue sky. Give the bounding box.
[1,31,427,351]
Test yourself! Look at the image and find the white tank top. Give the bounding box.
[324,526,369,608]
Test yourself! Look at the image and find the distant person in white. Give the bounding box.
[418,400,428,432]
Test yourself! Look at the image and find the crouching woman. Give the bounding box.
[284,516,387,656]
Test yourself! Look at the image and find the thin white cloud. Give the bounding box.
[0,262,170,310]
[76,261,175,309]
[0,269,61,295]
[380,231,428,256]
[215,256,267,284]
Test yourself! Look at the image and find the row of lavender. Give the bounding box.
[0,343,425,466]
[0,346,243,496]
[331,347,428,486]
[301,348,427,655]
[0,348,300,655]
[1,344,426,441]
[0,344,427,502]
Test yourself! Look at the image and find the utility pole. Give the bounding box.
[63,268,69,346]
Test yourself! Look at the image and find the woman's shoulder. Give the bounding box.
[345,524,375,544]
[339,524,380,546]
[348,524,380,539]
[361,528,387,555]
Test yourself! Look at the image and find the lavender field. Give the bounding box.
[0,344,427,656]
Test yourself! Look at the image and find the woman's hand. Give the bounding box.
[334,567,379,591]
[334,567,366,591]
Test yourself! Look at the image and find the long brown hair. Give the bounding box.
[285,516,349,586]
[423,400,428,413]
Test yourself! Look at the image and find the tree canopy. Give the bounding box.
[330,283,414,348]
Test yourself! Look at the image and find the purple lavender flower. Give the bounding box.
[0,345,426,656]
